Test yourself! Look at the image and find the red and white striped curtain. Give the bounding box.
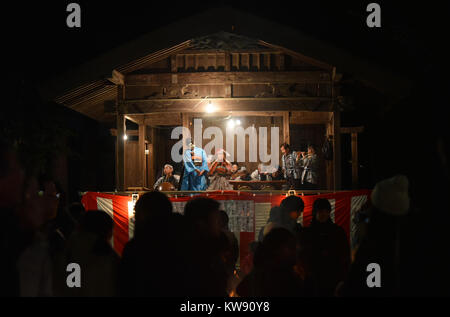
[81,190,371,260]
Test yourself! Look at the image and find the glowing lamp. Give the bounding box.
[206,101,215,113]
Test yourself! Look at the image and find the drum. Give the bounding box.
[158,182,175,191]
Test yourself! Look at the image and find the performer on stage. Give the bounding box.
[251,164,273,181]
[230,163,247,181]
[180,141,209,191]
[153,164,179,191]
[281,143,301,189]
[208,149,233,190]
[230,163,240,178]
[297,144,319,189]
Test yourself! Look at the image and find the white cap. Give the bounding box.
[371,175,410,216]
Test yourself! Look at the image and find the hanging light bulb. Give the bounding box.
[206,101,215,113]
[123,134,128,140]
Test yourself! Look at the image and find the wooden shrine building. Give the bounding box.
[45,7,409,192]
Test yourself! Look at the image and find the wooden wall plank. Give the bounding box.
[139,124,147,188]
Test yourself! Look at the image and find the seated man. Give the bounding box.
[153,164,179,191]
[230,163,239,177]
[230,163,248,180]
[251,164,272,181]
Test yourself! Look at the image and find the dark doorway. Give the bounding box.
[154,126,183,180]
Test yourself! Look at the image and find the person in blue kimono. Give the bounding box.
[181,142,209,191]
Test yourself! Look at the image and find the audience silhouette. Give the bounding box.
[1,137,450,297]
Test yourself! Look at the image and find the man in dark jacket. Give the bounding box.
[258,195,304,242]
[300,198,350,297]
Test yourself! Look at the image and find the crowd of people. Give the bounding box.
[1,139,449,297]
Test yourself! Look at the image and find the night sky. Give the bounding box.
[4,1,442,82]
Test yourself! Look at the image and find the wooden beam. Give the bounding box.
[125,115,144,125]
[290,111,331,124]
[351,132,359,189]
[139,124,147,188]
[108,69,124,85]
[125,71,332,86]
[142,113,182,126]
[125,82,331,100]
[202,111,287,117]
[120,98,333,114]
[340,126,364,134]
[258,40,334,71]
[110,129,139,137]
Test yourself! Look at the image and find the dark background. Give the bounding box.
[2,1,446,203]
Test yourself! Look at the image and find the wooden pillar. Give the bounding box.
[116,85,126,191]
[333,108,342,190]
[182,113,191,153]
[138,124,147,188]
[148,126,157,187]
[283,112,290,145]
[351,132,359,189]
[340,126,363,189]
[326,116,334,191]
